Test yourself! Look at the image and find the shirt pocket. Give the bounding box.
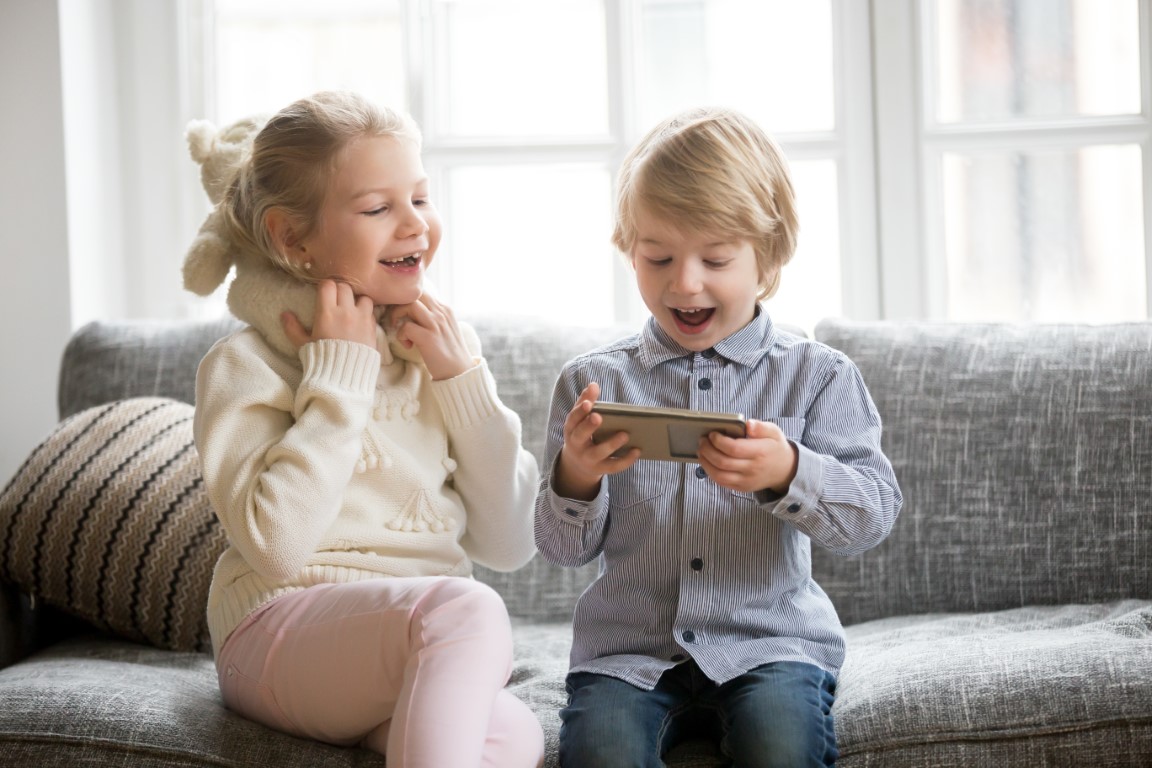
[611,460,681,510]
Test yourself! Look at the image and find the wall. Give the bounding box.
[0,0,204,486]
[0,0,73,486]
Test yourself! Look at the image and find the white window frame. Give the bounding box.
[873,0,1152,320]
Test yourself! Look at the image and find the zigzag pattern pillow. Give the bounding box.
[0,398,225,652]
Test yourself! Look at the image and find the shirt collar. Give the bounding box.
[637,305,775,369]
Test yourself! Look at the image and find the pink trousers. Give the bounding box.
[216,576,544,768]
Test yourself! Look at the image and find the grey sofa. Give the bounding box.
[1,314,1151,767]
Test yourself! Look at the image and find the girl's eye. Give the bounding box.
[414,198,430,207]
[705,260,731,268]
[645,257,672,266]
[363,206,388,217]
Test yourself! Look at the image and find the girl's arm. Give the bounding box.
[431,324,538,572]
[194,331,379,582]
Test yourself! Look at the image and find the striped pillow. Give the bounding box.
[0,398,225,652]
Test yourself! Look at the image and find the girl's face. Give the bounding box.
[629,206,767,352]
[300,134,440,306]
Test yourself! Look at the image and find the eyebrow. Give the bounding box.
[350,180,429,200]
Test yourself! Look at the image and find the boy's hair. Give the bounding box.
[611,107,799,300]
[222,90,421,280]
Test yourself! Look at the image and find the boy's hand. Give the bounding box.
[282,279,377,350]
[697,418,798,495]
[554,382,641,501]
[389,294,473,380]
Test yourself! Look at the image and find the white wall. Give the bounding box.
[0,0,202,485]
[0,0,73,486]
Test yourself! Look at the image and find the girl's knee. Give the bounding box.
[415,578,513,659]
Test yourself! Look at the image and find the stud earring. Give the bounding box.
[303,262,312,271]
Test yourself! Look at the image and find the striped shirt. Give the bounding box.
[534,308,902,690]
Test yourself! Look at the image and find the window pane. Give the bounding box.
[636,0,834,134]
[769,159,842,332]
[931,0,1141,124]
[443,164,616,323]
[941,144,1146,321]
[213,0,406,123]
[433,0,608,137]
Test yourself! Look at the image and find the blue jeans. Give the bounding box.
[559,660,838,768]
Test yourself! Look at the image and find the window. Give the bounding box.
[876,0,1150,322]
[183,0,1151,328]
[191,0,874,332]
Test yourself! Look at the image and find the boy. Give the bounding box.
[534,107,902,767]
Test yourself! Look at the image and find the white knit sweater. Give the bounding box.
[194,264,539,656]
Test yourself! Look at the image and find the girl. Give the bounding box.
[190,91,544,767]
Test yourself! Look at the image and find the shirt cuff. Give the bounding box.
[768,440,824,522]
[547,455,608,524]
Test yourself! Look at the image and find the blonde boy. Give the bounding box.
[535,107,902,767]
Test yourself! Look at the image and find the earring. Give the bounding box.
[303,262,312,271]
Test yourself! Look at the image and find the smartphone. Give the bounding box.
[590,402,747,462]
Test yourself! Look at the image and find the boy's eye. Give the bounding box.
[645,257,672,266]
[705,260,731,268]
[363,205,388,216]
[414,197,430,207]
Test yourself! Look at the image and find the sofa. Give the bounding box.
[1,314,1151,767]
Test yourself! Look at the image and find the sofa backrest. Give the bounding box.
[813,318,1152,625]
[57,315,633,622]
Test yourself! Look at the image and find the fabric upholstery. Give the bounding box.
[0,397,225,652]
[836,600,1152,766]
[1,315,1150,768]
[813,319,1152,625]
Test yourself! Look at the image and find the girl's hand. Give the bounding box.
[697,418,798,495]
[281,279,378,350]
[388,294,473,380]
[553,382,641,500]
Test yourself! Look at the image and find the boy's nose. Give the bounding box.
[670,263,703,295]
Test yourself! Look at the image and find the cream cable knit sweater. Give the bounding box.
[195,265,539,657]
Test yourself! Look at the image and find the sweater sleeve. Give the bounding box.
[193,332,380,582]
[429,329,539,572]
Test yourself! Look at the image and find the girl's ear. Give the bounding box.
[265,208,305,254]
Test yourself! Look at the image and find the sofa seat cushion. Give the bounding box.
[0,634,387,767]
[836,600,1152,767]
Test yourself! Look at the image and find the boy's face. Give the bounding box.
[629,207,767,352]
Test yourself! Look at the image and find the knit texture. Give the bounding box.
[0,398,225,652]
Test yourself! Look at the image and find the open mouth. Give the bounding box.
[672,307,715,328]
[380,252,422,268]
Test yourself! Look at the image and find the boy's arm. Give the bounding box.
[765,355,902,556]
[533,368,615,568]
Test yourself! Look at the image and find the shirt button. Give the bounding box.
[695,466,707,479]
[565,508,580,517]
[702,348,717,359]
[690,557,704,571]
[787,503,802,514]
[698,378,712,390]
[682,630,696,643]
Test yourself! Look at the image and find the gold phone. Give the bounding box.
[591,402,747,462]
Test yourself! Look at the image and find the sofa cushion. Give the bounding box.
[836,600,1152,766]
[0,634,387,767]
[0,397,225,652]
[813,319,1152,624]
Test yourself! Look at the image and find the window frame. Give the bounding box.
[873,0,1152,320]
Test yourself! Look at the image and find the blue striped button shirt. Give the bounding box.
[534,309,902,690]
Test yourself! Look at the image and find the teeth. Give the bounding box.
[383,252,422,264]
